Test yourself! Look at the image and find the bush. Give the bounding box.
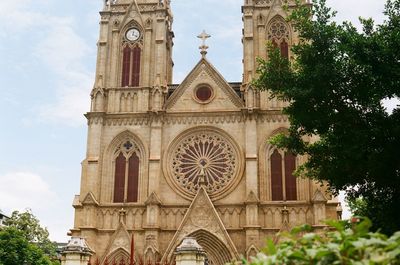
[245,218,400,265]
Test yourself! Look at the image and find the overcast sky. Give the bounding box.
[0,0,394,242]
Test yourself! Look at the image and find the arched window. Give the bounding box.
[113,140,140,203]
[269,149,297,201]
[121,46,131,87]
[271,150,283,200]
[121,44,141,87]
[114,152,126,203]
[267,17,290,59]
[284,152,297,200]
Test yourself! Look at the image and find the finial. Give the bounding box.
[118,208,126,224]
[197,30,211,58]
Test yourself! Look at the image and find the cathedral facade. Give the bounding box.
[71,0,341,264]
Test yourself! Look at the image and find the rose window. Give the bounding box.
[166,129,242,199]
[195,86,213,102]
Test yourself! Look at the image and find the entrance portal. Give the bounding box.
[189,230,233,265]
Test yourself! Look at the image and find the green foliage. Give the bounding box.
[4,210,58,261]
[254,0,400,234]
[245,219,400,265]
[0,227,55,265]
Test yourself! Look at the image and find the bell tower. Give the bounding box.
[241,0,304,85]
[91,0,174,114]
[241,0,305,110]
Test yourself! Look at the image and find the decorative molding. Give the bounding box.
[138,4,158,13]
[312,189,328,203]
[82,192,100,206]
[87,111,288,126]
[145,192,162,206]
[246,191,259,204]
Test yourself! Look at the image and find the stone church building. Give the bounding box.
[70,0,341,264]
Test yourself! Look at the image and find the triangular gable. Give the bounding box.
[102,222,131,260]
[120,0,144,30]
[246,190,259,204]
[81,192,99,206]
[162,187,239,261]
[165,58,244,111]
[265,0,289,26]
[145,191,162,206]
[312,189,328,203]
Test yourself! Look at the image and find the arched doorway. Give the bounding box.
[188,230,233,265]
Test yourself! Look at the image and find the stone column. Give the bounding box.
[148,116,162,195]
[245,115,258,195]
[175,238,206,265]
[82,114,104,198]
[61,237,94,265]
[242,2,254,85]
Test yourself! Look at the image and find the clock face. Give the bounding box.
[126,28,140,42]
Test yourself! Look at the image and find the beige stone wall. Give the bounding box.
[70,0,339,264]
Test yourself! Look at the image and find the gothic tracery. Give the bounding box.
[267,16,290,58]
[167,129,241,199]
[267,18,289,41]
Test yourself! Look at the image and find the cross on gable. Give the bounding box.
[197,30,211,57]
[197,30,211,46]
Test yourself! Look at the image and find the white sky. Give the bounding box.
[0,0,395,242]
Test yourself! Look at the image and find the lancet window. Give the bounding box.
[267,17,290,59]
[269,149,297,201]
[113,140,140,203]
[121,44,142,87]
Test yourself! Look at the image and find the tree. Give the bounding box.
[244,218,400,264]
[0,227,55,265]
[254,0,400,234]
[4,210,58,260]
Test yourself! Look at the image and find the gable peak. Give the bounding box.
[162,187,239,262]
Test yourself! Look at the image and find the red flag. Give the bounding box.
[130,233,135,265]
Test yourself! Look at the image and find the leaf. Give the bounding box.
[264,239,277,255]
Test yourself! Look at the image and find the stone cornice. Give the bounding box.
[74,201,319,209]
[85,110,288,126]
[260,201,312,207]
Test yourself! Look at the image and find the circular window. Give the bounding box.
[195,85,213,102]
[164,128,244,200]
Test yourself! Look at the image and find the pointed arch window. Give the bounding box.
[113,140,140,203]
[269,149,297,201]
[267,17,290,59]
[121,44,142,87]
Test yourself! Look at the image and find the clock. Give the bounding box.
[125,28,140,42]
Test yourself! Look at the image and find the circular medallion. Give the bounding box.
[164,127,243,200]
